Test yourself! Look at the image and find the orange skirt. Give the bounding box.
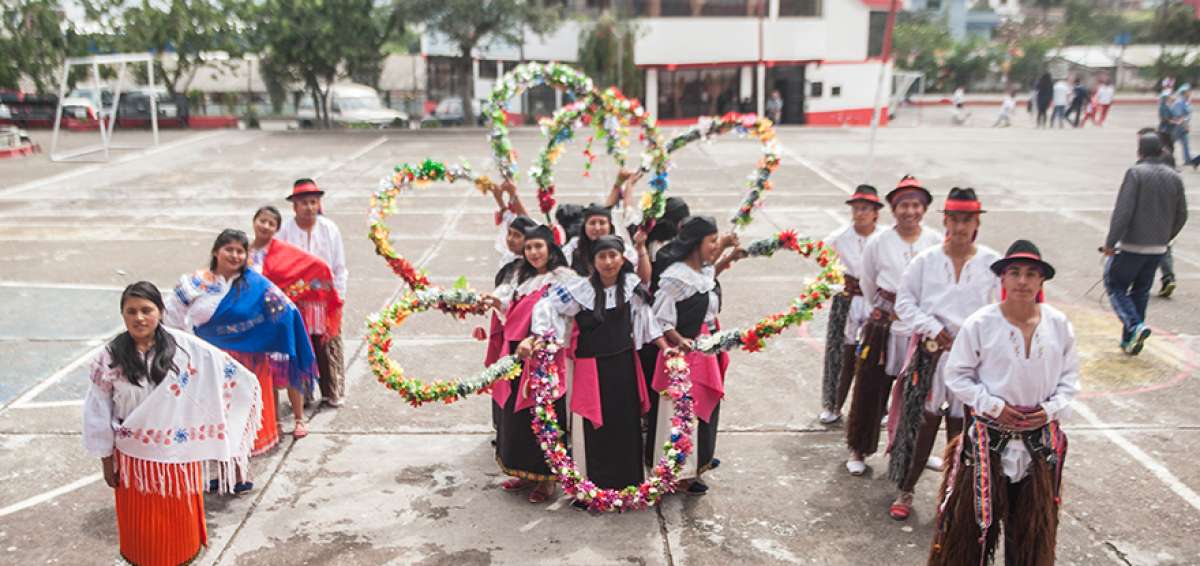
[114,456,207,566]
[228,350,279,456]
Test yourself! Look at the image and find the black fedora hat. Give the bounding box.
[990,239,1055,280]
[941,187,986,214]
[845,184,884,208]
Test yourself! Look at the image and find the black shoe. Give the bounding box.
[1160,279,1177,298]
[233,481,254,495]
[208,479,220,492]
[709,458,721,470]
[571,500,590,511]
[686,481,709,495]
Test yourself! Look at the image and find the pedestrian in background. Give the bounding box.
[992,89,1015,128]
[1095,77,1114,125]
[1065,77,1088,127]
[1102,134,1188,355]
[1035,73,1053,128]
[1170,85,1193,166]
[766,89,783,124]
[1051,77,1069,128]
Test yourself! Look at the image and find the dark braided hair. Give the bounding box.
[108,282,180,387]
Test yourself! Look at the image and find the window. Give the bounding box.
[867,11,888,57]
[927,0,942,10]
[657,66,751,120]
[479,59,500,79]
[779,0,821,17]
[831,85,841,97]
[633,0,762,17]
[809,81,823,98]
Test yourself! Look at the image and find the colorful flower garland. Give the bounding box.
[369,159,495,291]
[366,285,522,407]
[485,63,595,182]
[531,86,670,225]
[526,335,696,512]
[695,230,844,354]
[662,112,780,228]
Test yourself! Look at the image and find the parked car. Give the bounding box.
[421,97,485,127]
[297,83,408,128]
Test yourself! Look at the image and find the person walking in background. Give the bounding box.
[1051,77,1070,128]
[1065,77,1088,127]
[1035,73,1054,128]
[1158,90,1177,162]
[951,86,970,125]
[1170,85,1193,166]
[992,89,1015,128]
[766,89,783,124]
[1095,77,1115,126]
[1103,134,1188,355]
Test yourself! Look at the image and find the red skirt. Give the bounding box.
[114,454,207,565]
[228,350,279,456]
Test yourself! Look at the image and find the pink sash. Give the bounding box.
[651,326,727,423]
[572,348,651,429]
[491,286,567,411]
[483,312,505,367]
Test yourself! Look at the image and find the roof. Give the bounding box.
[1049,44,1200,69]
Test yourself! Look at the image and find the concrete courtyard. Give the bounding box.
[0,104,1198,565]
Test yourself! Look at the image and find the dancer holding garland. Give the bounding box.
[563,170,651,282]
[928,240,1077,566]
[247,205,343,440]
[527,235,668,506]
[886,188,999,520]
[164,229,317,480]
[845,175,942,476]
[84,282,262,566]
[483,224,577,503]
[819,185,885,425]
[648,216,746,494]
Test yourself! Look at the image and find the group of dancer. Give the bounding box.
[820,176,1079,564]
[82,180,350,565]
[481,170,745,506]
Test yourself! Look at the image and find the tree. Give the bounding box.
[0,0,73,92]
[253,0,404,128]
[83,0,246,97]
[408,0,561,125]
[577,9,642,100]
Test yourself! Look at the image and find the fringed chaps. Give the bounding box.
[888,344,943,486]
[845,316,892,455]
[822,293,852,411]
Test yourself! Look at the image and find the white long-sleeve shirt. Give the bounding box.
[825,223,885,344]
[653,262,720,332]
[859,226,942,336]
[162,270,235,332]
[277,216,348,297]
[531,272,661,349]
[894,245,1001,340]
[944,303,1081,481]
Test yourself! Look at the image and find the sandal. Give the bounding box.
[501,478,532,492]
[293,420,308,439]
[528,483,554,503]
[889,492,913,521]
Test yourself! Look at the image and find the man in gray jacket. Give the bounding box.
[1103,134,1189,355]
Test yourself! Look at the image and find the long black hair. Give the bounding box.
[209,229,250,288]
[254,205,283,228]
[586,235,645,323]
[517,225,569,284]
[570,204,615,276]
[108,281,179,387]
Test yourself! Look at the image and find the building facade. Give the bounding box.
[421,0,896,126]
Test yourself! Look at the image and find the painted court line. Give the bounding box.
[782,147,854,194]
[0,474,103,518]
[1073,401,1200,513]
[3,333,116,412]
[312,135,388,180]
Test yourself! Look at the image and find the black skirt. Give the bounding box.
[496,341,567,481]
[580,351,645,489]
[638,343,661,465]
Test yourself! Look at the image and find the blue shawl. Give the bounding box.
[195,269,317,391]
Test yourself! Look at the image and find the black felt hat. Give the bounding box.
[990,239,1055,280]
[845,184,884,208]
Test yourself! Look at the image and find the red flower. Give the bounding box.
[742,330,762,352]
[778,230,799,251]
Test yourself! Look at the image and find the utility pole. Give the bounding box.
[865,0,900,182]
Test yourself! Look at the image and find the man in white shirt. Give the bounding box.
[928,240,1078,566]
[1096,77,1115,125]
[278,178,349,407]
[819,184,884,425]
[1052,78,1070,128]
[885,187,1000,521]
[845,175,942,476]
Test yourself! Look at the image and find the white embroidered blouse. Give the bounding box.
[653,262,720,332]
[531,272,662,349]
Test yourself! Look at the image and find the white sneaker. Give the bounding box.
[819,410,841,424]
[925,456,944,472]
[846,458,867,476]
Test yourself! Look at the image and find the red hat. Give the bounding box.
[885,175,932,207]
[287,178,324,201]
[941,187,986,214]
[845,184,884,208]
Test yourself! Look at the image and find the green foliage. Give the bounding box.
[1148,51,1200,87]
[577,10,642,100]
[0,0,74,92]
[407,0,561,124]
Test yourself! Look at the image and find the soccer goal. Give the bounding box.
[49,53,160,162]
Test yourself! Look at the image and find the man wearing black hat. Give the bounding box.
[278,178,349,407]
[819,184,884,425]
[886,188,999,521]
[1102,133,1188,355]
[929,239,1078,566]
[845,175,943,477]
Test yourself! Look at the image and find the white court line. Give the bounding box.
[10,400,85,409]
[3,333,117,412]
[781,147,854,194]
[312,135,388,180]
[0,280,125,291]
[0,473,103,518]
[1073,402,1200,512]
[0,130,232,197]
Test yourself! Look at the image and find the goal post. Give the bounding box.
[49,53,160,162]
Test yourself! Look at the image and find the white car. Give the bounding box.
[297,83,408,128]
